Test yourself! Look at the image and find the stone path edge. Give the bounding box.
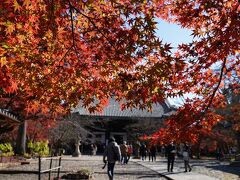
[134,161,173,180]
[0,170,70,174]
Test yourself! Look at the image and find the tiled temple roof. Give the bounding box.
[73,98,175,118]
[0,108,20,123]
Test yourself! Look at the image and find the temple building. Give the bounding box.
[71,98,175,149]
[0,108,20,136]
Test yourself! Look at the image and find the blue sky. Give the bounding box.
[156,20,194,106]
[156,20,193,49]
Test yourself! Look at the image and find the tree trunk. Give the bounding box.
[16,120,27,155]
[195,136,202,159]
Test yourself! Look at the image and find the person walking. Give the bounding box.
[183,144,192,172]
[90,144,95,156]
[216,147,223,161]
[166,142,176,172]
[120,141,128,164]
[126,143,133,164]
[139,143,147,161]
[150,144,157,162]
[103,137,121,180]
[147,144,152,161]
[161,145,166,157]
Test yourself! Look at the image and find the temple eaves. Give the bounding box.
[0,108,20,123]
[72,98,175,118]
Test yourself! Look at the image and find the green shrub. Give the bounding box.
[27,141,49,157]
[0,143,14,157]
[77,169,92,176]
[23,153,31,158]
[62,169,93,179]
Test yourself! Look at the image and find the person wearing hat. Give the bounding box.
[103,137,121,180]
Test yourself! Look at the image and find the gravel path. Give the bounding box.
[136,158,240,180]
[189,159,240,180]
[0,155,167,180]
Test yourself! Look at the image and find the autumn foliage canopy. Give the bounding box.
[0,0,239,143]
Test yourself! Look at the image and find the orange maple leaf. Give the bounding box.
[5,22,15,35]
[13,0,22,12]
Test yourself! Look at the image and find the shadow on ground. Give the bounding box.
[205,164,240,177]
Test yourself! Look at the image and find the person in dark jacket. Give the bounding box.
[103,137,121,180]
[139,143,147,161]
[166,142,176,172]
[150,145,157,162]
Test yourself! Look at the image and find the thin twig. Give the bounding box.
[68,1,75,47]
[68,1,83,60]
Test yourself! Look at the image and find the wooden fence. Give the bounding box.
[38,155,62,180]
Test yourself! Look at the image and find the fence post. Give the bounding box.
[48,154,53,180]
[38,156,41,180]
[57,155,62,179]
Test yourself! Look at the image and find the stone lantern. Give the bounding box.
[73,136,81,157]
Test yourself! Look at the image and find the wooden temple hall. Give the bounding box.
[0,108,20,135]
[71,98,175,147]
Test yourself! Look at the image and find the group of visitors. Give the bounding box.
[165,142,192,172]
[103,138,192,180]
[215,146,238,161]
[139,143,157,162]
[103,137,133,180]
[139,141,192,173]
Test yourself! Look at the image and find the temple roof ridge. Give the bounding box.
[72,98,175,118]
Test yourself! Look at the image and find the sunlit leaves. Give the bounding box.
[0,0,239,143]
[0,0,171,114]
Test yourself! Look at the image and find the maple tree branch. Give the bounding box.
[68,2,163,69]
[69,3,154,72]
[57,45,73,67]
[4,94,16,109]
[175,58,227,132]
[204,57,227,112]
[68,1,84,60]
[70,5,116,49]
[24,112,42,121]
[193,58,227,125]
